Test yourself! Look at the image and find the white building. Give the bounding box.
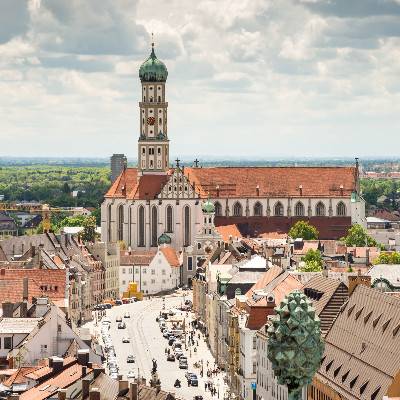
[3,300,101,368]
[119,246,181,295]
[101,44,366,255]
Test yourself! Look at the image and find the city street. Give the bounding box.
[92,293,227,400]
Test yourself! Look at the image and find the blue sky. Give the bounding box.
[0,0,400,159]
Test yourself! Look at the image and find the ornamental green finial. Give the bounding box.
[267,290,324,400]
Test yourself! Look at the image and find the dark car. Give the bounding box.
[118,322,126,329]
[167,354,175,362]
[116,316,122,322]
[194,396,203,400]
[126,355,135,363]
[190,376,198,387]
[168,338,176,346]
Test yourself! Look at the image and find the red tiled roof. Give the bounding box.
[215,216,352,240]
[216,224,242,242]
[245,266,284,299]
[105,166,356,200]
[120,250,156,266]
[160,247,180,267]
[3,366,38,387]
[20,362,92,400]
[185,166,356,198]
[0,269,66,303]
[105,168,172,200]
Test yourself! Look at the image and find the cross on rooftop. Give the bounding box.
[175,158,180,168]
[194,159,199,168]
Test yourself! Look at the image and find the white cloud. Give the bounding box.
[0,0,399,158]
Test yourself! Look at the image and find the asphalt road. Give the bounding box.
[102,293,227,400]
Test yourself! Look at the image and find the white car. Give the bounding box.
[127,370,136,379]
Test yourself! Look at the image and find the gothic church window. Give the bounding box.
[254,202,263,216]
[184,206,190,246]
[138,206,145,247]
[214,202,222,216]
[316,202,326,216]
[274,202,284,216]
[294,201,305,217]
[166,206,173,232]
[117,205,124,241]
[151,206,158,247]
[337,201,346,216]
[107,204,112,242]
[233,202,243,217]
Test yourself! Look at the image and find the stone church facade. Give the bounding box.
[101,43,366,251]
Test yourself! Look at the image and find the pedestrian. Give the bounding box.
[205,383,207,391]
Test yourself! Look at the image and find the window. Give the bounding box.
[151,206,158,247]
[135,268,139,274]
[253,336,257,349]
[253,361,257,374]
[315,202,326,216]
[4,337,12,349]
[162,269,166,275]
[129,268,132,274]
[57,324,62,333]
[254,202,263,216]
[197,242,201,250]
[138,206,145,247]
[158,96,161,102]
[162,279,166,284]
[214,202,222,216]
[188,256,193,271]
[157,147,161,155]
[151,269,155,275]
[142,281,147,286]
[122,280,126,285]
[274,202,284,216]
[122,268,126,274]
[166,206,173,232]
[151,279,155,284]
[184,206,190,246]
[294,201,305,217]
[142,268,147,274]
[233,202,243,217]
[159,118,162,124]
[107,204,112,242]
[337,201,346,216]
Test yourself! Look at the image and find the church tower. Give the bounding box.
[138,38,169,174]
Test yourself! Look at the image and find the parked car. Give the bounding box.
[179,359,188,369]
[122,337,130,343]
[118,322,126,329]
[124,312,130,318]
[163,330,170,338]
[167,354,175,362]
[127,370,136,379]
[116,316,122,322]
[104,303,113,309]
[168,337,176,346]
[175,349,184,359]
[115,299,123,306]
[186,373,198,386]
[126,355,135,363]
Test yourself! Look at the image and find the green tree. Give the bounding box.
[299,260,322,272]
[58,215,87,229]
[289,221,319,240]
[81,216,97,243]
[341,224,377,247]
[91,207,101,225]
[299,249,323,272]
[373,251,400,265]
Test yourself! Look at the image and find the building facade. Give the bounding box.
[110,153,127,183]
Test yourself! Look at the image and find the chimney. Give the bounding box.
[130,382,138,400]
[299,185,303,196]
[256,185,260,196]
[82,378,91,399]
[58,389,67,400]
[216,185,220,197]
[2,302,14,318]
[52,357,64,373]
[348,270,371,296]
[89,388,101,400]
[23,277,29,302]
[77,349,90,366]
[119,379,129,393]
[20,302,27,318]
[93,367,104,378]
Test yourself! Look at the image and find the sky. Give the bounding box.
[0,0,400,160]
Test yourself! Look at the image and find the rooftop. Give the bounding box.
[0,317,42,334]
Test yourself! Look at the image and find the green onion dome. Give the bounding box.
[202,199,215,213]
[139,44,168,82]
[158,233,172,245]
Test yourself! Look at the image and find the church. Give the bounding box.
[101,42,366,251]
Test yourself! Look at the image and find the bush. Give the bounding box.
[289,221,319,240]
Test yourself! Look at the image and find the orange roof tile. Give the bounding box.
[105,166,357,200]
[0,268,66,303]
[216,224,242,242]
[3,366,39,387]
[120,250,157,266]
[185,166,356,198]
[245,266,284,299]
[160,246,180,267]
[20,362,92,400]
